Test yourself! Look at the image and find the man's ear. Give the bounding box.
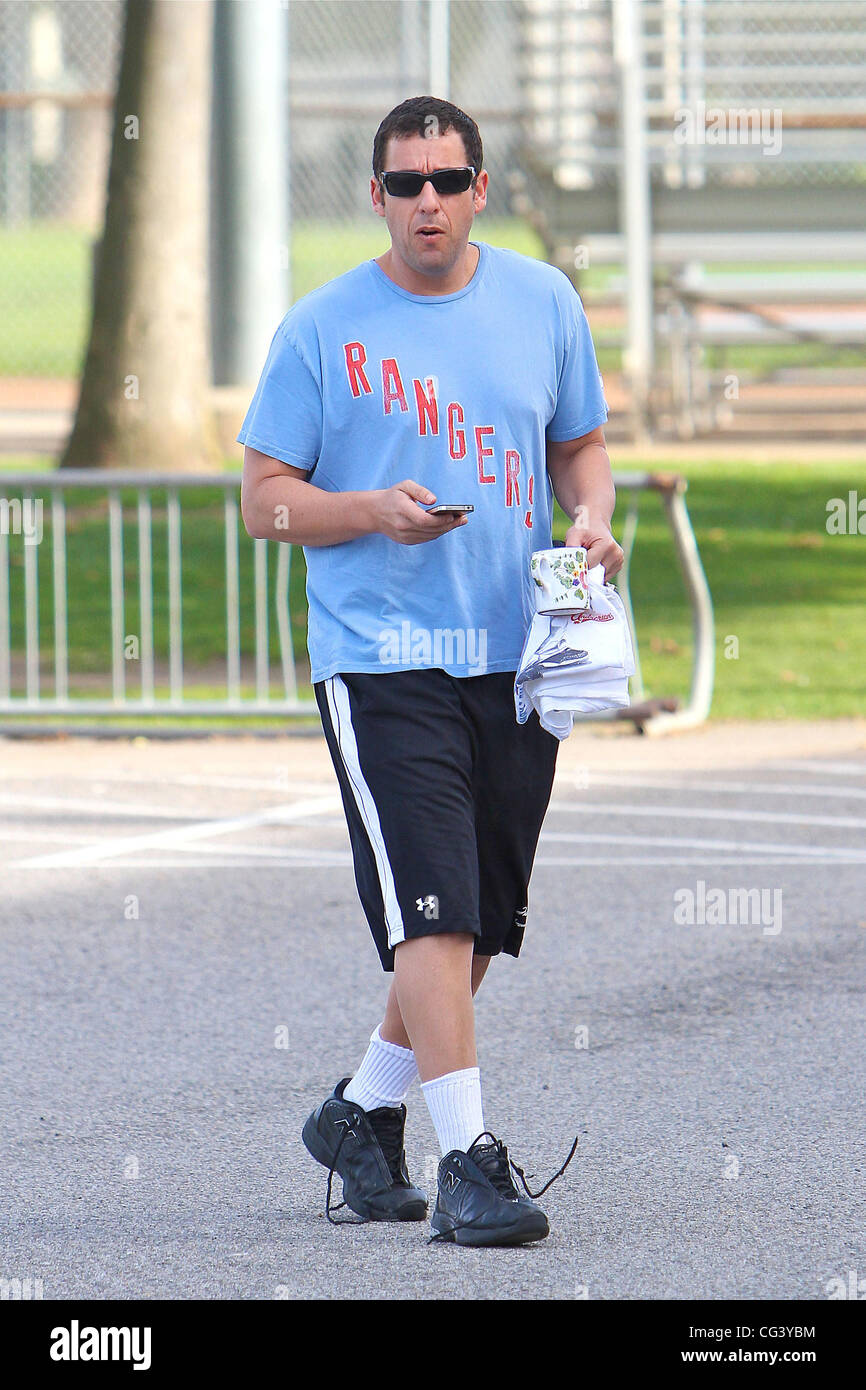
[370,175,386,218]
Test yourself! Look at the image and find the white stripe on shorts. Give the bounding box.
[324,675,406,947]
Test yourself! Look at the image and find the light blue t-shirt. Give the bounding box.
[237,242,608,683]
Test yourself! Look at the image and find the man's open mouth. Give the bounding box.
[417,228,444,238]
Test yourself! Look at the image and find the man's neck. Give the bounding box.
[375,243,479,296]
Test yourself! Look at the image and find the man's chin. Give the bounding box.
[405,245,457,276]
[413,240,449,257]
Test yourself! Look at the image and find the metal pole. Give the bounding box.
[224,494,241,705]
[0,529,9,704]
[108,491,125,704]
[684,0,706,190]
[401,0,424,95]
[613,0,654,442]
[167,489,184,706]
[429,0,450,99]
[138,492,154,706]
[662,0,684,188]
[646,486,715,735]
[52,495,68,705]
[212,0,290,385]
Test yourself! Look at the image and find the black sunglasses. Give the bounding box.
[379,166,477,198]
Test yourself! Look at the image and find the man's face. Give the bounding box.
[371,130,488,284]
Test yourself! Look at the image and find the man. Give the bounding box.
[238,96,622,1247]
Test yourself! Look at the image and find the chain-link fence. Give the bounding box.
[287,0,531,302]
[0,0,864,412]
[0,0,122,378]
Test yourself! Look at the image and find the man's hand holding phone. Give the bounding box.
[373,480,472,545]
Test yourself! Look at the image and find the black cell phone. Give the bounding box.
[424,503,474,515]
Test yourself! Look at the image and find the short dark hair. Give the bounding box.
[372,96,483,182]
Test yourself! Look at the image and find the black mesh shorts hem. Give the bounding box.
[314,667,559,974]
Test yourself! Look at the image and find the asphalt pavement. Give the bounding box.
[1,730,864,1300]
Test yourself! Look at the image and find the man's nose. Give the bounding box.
[417,181,442,211]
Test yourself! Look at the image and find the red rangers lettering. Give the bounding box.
[448,402,466,459]
[476,425,495,484]
[414,377,439,436]
[505,450,521,506]
[341,351,535,528]
[382,358,409,415]
[343,342,371,398]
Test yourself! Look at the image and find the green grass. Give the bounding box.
[5,219,863,378]
[554,459,864,720]
[0,225,94,376]
[291,216,547,302]
[0,218,547,377]
[0,484,309,682]
[1,459,864,722]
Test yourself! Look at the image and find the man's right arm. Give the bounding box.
[241,445,380,546]
[240,445,469,548]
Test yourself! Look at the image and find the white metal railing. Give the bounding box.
[585,469,715,734]
[0,471,307,718]
[0,470,714,732]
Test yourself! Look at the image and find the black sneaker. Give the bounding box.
[302,1077,428,1223]
[431,1131,563,1247]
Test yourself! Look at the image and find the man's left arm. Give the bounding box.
[546,425,624,579]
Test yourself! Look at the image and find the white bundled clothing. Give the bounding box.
[514,564,635,740]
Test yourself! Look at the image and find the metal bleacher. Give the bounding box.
[510,0,866,441]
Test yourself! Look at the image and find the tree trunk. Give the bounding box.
[61,0,220,471]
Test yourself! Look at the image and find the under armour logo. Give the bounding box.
[443,1170,461,1193]
[415,894,439,920]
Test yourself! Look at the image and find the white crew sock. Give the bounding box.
[421,1067,485,1156]
[343,1024,419,1112]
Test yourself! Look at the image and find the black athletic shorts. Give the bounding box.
[314,668,559,972]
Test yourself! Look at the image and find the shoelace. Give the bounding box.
[321,1119,579,1236]
[428,1130,580,1245]
[322,1108,406,1227]
[323,1119,369,1226]
[470,1136,523,1199]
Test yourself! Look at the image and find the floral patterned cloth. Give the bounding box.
[514,566,635,739]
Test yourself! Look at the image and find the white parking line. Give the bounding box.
[534,855,866,867]
[163,841,350,863]
[559,774,866,801]
[0,829,103,846]
[770,761,866,776]
[0,773,338,795]
[0,793,233,822]
[539,830,866,860]
[4,858,354,871]
[12,794,341,869]
[548,801,866,830]
[6,855,859,870]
